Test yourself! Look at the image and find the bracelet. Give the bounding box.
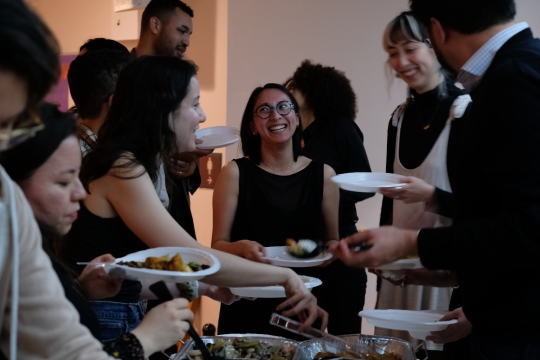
[189,280,199,299]
[176,281,199,302]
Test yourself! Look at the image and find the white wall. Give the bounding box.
[225,0,410,334]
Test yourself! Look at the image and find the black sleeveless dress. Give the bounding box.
[217,157,325,339]
[61,201,148,303]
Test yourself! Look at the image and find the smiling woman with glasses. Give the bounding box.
[211,83,338,337]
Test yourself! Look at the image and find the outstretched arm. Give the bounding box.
[89,161,327,330]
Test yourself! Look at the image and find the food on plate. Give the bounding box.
[286,238,323,258]
[313,351,401,360]
[117,253,209,272]
[380,270,405,281]
[184,337,295,360]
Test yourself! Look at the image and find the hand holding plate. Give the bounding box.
[379,176,436,204]
[78,254,123,300]
[426,307,472,344]
[329,226,419,268]
[234,239,271,264]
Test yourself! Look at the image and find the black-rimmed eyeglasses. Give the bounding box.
[254,101,294,119]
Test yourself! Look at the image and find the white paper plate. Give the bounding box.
[104,247,220,283]
[331,172,405,193]
[359,310,457,340]
[262,246,332,267]
[229,276,322,298]
[195,126,240,149]
[374,257,423,271]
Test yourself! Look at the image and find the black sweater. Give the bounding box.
[380,77,467,228]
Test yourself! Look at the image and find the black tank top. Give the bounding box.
[61,201,148,303]
[218,157,325,338]
[230,157,324,244]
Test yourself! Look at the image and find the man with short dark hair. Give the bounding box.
[79,38,129,55]
[134,0,193,59]
[67,49,130,156]
[133,0,211,240]
[334,0,540,358]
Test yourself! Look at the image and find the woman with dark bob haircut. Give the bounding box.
[62,58,328,341]
[212,83,338,337]
[286,60,373,335]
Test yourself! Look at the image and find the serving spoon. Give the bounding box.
[286,239,373,259]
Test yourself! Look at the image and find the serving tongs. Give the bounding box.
[149,281,225,360]
[269,313,394,360]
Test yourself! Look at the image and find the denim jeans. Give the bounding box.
[89,300,146,342]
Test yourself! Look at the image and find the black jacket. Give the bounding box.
[418,29,540,336]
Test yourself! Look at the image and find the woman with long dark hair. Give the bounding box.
[61,57,327,341]
[211,83,339,337]
[1,103,194,359]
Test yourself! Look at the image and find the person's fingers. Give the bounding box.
[438,308,460,321]
[397,176,413,183]
[247,250,270,264]
[93,254,115,263]
[296,303,320,333]
[275,294,299,312]
[342,231,370,246]
[258,244,268,257]
[318,308,329,331]
[427,327,456,344]
[170,297,190,309]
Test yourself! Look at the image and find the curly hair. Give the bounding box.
[288,60,357,121]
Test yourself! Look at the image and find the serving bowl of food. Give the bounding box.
[293,337,409,360]
[103,247,220,283]
[174,335,297,360]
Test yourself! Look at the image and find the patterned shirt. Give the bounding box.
[458,22,529,92]
[77,123,97,157]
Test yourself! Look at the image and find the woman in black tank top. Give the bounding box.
[212,84,339,337]
[62,58,328,342]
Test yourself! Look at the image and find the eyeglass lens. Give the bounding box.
[255,101,294,119]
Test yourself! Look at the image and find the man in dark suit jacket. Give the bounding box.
[332,1,540,358]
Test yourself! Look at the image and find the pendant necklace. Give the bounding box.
[414,97,442,130]
[262,160,294,172]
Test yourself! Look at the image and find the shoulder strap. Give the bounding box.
[391,101,408,127]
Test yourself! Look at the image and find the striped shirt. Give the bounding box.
[458,22,529,92]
